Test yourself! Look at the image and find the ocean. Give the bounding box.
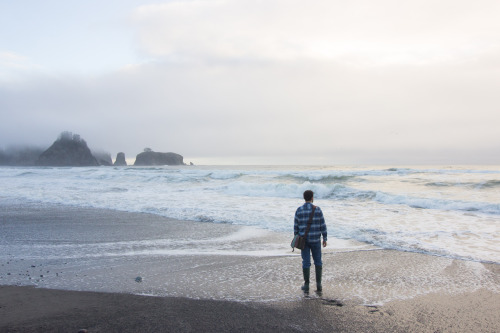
[1,165,499,264]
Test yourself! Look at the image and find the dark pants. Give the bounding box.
[301,240,322,268]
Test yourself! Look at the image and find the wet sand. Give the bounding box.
[1,284,499,332]
[1,202,499,332]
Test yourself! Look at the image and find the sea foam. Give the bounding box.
[1,165,499,263]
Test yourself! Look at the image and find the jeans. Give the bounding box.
[301,240,322,268]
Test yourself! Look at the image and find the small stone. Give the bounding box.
[135,276,143,283]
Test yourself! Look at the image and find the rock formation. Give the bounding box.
[36,132,99,167]
[134,149,184,166]
[114,152,127,166]
[0,146,45,166]
[93,151,113,166]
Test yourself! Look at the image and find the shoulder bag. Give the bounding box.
[291,205,316,252]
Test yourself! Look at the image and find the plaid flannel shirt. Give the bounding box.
[294,202,327,243]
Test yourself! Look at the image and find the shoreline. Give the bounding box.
[1,201,500,332]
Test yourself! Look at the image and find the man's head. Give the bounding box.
[303,190,314,202]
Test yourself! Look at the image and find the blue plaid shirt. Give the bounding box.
[294,202,327,243]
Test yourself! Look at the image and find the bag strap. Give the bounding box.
[303,205,316,239]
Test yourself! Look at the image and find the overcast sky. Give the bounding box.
[1,0,499,165]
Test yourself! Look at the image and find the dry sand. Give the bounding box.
[1,202,499,332]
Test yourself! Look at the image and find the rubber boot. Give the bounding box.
[315,265,323,291]
[301,267,310,292]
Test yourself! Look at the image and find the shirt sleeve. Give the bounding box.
[294,210,299,235]
[319,208,327,241]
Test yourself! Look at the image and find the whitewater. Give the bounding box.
[0,165,499,264]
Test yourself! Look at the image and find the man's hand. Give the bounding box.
[323,240,327,247]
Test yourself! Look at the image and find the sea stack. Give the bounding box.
[134,149,184,166]
[36,132,99,167]
[114,152,127,166]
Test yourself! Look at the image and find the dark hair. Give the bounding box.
[303,190,314,201]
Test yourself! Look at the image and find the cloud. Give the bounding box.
[2,55,499,164]
[0,52,28,67]
[1,0,499,164]
[0,51,43,81]
[131,0,500,66]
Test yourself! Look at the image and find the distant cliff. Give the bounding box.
[36,132,99,167]
[134,149,184,166]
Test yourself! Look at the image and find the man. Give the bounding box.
[294,190,327,292]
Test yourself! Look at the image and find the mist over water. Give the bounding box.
[0,165,499,263]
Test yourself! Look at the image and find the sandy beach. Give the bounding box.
[1,202,499,332]
[1,284,498,333]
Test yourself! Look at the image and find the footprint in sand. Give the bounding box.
[364,305,393,316]
[322,298,344,307]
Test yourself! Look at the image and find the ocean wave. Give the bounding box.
[103,187,129,193]
[480,180,500,188]
[332,226,497,263]
[221,181,342,199]
[328,185,500,215]
[421,168,500,175]
[180,168,422,184]
[50,166,499,187]
[277,174,354,184]
[370,192,500,215]
[219,180,500,215]
[132,170,245,183]
[425,182,456,187]
[425,179,500,189]
[15,171,38,177]
[2,165,499,265]
[271,167,499,183]
[207,171,244,180]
